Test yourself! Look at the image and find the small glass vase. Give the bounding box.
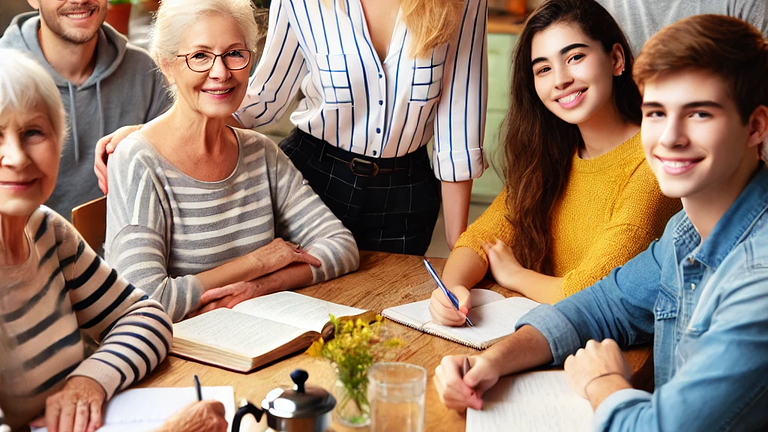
[333,367,370,427]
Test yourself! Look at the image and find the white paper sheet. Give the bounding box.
[466,371,593,432]
[32,386,236,432]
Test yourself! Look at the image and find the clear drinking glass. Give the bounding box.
[367,362,426,432]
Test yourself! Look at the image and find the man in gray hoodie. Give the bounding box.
[595,0,767,56]
[0,0,171,219]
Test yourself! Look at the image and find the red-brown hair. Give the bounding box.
[634,14,768,124]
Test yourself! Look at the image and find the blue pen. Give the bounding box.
[423,258,474,327]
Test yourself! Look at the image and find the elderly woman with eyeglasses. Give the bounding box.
[104,0,359,323]
[0,49,173,432]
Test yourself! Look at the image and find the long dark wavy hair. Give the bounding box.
[501,0,641,275]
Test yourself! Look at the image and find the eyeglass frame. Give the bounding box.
[175,49,253,73]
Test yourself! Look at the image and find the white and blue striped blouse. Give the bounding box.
[235,0,488,182]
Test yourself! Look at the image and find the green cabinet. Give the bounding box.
[471,33,518,203]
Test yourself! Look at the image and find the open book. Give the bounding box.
[381,290,539,349]
[467,371,593,432]
[172,291,369,372]
[32,386,236,432]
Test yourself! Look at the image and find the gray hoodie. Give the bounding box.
[0,12,172,219]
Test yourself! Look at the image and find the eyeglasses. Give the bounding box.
[176,49,252,73]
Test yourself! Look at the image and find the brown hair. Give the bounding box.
[501,0,641,274]
[320,0,465,58]
[634,14,768,124]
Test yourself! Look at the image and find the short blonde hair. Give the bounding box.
[150,0,259,67]
[0,49,66,146]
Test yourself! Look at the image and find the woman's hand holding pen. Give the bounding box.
[434,355,499,411]
[428,285,471,326]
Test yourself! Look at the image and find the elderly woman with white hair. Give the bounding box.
[0,49,174,432]
[104,0,359,323]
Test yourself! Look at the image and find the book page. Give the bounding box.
[422,296,539,347]
[467,371,593,432]
[231,291,367,333]
[32,386,236,432]
[381,289,505,329]
[173,308,309,359]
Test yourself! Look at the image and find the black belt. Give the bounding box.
[296,129,425,177]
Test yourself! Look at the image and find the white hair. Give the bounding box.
[0,49,66,146]
[149,0,259,67]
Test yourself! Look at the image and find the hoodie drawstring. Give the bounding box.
[96,81,104,144]
[67,83,80,163]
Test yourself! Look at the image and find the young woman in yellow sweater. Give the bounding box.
[430,0,681,325]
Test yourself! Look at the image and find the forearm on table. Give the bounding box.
[508,269,565,304]
[441,180,473,250]
[441,247,488,290]
[251,262,314,295]
[483,324,554,377]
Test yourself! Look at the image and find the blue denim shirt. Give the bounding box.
[518,165,768,431]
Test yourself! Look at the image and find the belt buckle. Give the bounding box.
[349,158,379,177]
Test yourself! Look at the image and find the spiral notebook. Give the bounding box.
[381,290,539,349]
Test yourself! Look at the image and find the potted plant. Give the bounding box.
[307,315,401,427]
[106,0,135,36]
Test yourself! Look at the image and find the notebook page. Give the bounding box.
[423,296,539,347]
[466,371,592,432]
[232,291,367,333]
[382,289,506,329]
[32,386,236,432]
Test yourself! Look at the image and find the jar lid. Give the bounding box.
[261,369,336,419]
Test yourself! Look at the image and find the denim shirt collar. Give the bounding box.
[673,163,768,268]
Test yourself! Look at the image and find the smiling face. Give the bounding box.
[0,105,61,218]
[32,0,107,45]
[641,69,765,204]
[164,13,251,120]
[530,23,623,126]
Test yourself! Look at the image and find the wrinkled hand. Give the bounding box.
[157,400,228,432]
[428,284,471,327]
[482,239,524,290]
[564,339,632,399]
[246,239,322,276]
[434,355,499,411]
[29,376,106,432]
[197,280,262,313]
[94,124,142,194]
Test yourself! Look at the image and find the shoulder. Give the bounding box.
[109,133,163,182]
[121,43,159,70]
[234,128,283,161]
[36,205,82,248]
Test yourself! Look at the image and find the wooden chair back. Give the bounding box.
[71,196,107,251]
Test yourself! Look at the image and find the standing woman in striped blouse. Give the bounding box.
[0,49,173,432]
[235,0,488,255]
[104,0,359,322]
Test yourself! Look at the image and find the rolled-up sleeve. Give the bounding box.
[432,0,487,182]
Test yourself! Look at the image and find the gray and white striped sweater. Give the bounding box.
[0,208,173,430]
[105,128,359,322]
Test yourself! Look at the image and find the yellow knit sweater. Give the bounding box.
[455,132,682,297]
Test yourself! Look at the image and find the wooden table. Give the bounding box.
[139,252,652,431]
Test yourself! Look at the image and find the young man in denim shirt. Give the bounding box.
[434,15,768,431]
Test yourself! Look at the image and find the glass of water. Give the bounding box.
[368,362,426,432]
